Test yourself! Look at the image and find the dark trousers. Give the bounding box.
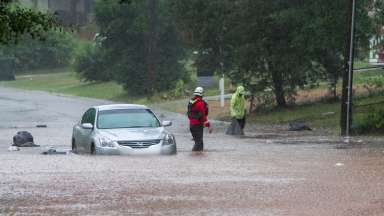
[190,124,204,151]
[237,117,246,129]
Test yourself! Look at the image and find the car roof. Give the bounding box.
[95,104,149,111]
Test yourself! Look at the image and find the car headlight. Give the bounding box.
[163,134,175,145]
[99,137,115,148]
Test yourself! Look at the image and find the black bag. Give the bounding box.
[288,121,312,131]
[226,119,244,135]
[13,131,39,147]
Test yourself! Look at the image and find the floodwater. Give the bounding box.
[0,87,383,216]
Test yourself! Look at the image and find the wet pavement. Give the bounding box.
[0,86,384,216]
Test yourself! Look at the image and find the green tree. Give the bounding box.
[0,30,76,71]
[0,0,55,44]
[74,42,112,82]
[172,0,317,107]
[91,0,186,96]
[172,0,379,107]
[298,0,375,99]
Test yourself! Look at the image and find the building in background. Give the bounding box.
[17,0,94,27]
[16,0,96,39]
[367,0,384,65]
[369,33,384,65]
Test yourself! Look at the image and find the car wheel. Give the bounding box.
[90,143,96,155]
[72,138,77,154]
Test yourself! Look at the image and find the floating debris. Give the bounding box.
[41,148,68,155]
[288,121,312,131]
[335,163,344,167]
[8,146,20,152]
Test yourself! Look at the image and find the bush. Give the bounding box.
[73,43,112,82]
[353,108,384,134]
[0,30,76,72]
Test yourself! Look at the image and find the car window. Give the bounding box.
[81,110,89,124]
[89,108,96,125]
[81,108,96,125]
[97,109,160,129]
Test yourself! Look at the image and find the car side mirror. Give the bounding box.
[81,123,94,129]
[162,121,172,127]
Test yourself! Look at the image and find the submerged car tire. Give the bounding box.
[72,138,77,154]
[90,143,96,155]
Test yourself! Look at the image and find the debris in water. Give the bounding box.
[342,137,351,143]
[288,121,312,131]
[41,148,69,155]
[8,146,20,151]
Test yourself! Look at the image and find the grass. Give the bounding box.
[0,69,195,104]
[354,60,372,69]
[0,70,151,103]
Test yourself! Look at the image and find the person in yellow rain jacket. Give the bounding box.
[230,85,246,134]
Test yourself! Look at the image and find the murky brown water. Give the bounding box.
[0,87,383,216]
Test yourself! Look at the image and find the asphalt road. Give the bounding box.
[0,87,384,216]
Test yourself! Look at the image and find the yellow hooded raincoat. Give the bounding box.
[230,86,246,119]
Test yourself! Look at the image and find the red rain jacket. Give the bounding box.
[187,96,210,127]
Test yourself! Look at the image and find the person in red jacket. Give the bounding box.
[187,87,212,152]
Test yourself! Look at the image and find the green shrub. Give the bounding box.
[0,30,76,72]
[353,108,384,134]
[73,43,112,82]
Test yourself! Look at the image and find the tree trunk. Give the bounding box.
[329,73,338,100]
[271,70,286,107]
[70,0,78,26]
[249,95,255,113]
[330,84,337,99]
[147,0,157,94]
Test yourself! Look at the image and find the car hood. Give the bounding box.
[97,127,166,141]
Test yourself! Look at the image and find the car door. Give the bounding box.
[83,108,96,153]
[75,108,96,152]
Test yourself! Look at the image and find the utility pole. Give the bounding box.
[340,0,356,136]
[148,0,157,93]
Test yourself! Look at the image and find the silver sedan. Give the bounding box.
[71,104,176,155]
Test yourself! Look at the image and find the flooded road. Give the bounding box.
[0,87,383,216]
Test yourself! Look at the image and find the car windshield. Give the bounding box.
[97,109,160,129]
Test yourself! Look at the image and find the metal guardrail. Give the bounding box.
[354,66,384,72]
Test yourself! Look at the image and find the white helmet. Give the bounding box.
[193,87,204,96]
